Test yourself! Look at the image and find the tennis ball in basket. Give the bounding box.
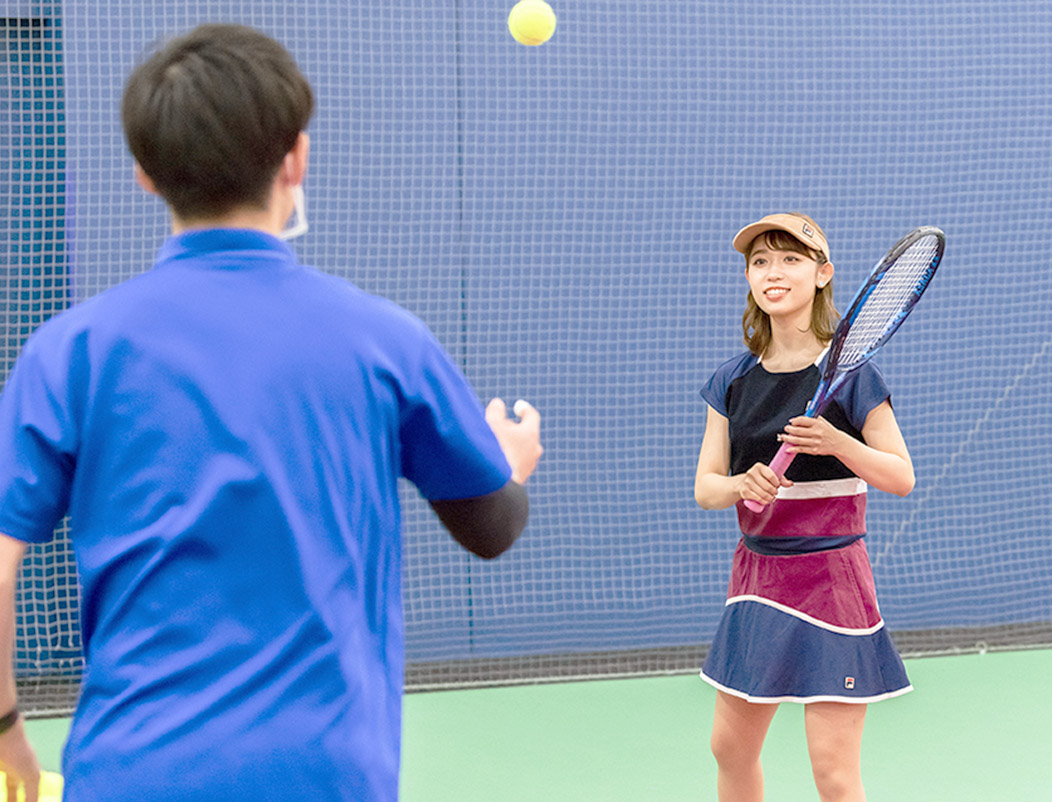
[508,0,557,46]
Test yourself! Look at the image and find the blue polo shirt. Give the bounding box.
[0,229,512,801]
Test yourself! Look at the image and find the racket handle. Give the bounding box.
[742,443,797,513]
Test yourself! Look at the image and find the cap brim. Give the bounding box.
[732,222,785,255]
[732,214,828,259]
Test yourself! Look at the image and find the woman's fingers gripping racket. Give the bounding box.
[741,455,794,511]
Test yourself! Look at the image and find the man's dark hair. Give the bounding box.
[121,24,314,221]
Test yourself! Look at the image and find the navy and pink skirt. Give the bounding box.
[701,536,912,704]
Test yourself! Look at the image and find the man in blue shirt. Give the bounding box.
[0,24,541,801]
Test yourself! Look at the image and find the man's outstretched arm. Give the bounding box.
[430,398,542,559]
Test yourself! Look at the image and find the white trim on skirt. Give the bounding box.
[699,671,914,705]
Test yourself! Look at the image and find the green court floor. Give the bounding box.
[24,649,1052,800]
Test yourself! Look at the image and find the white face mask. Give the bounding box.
[278,184,308,240]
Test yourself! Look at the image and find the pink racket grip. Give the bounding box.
[742,443,798,513]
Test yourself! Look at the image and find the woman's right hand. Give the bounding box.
[738,462,792,507]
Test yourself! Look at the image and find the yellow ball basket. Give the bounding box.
[0,770,63,802]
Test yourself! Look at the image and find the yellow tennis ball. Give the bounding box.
[508,0,557,47]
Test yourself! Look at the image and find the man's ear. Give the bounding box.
[134,162,159,196]
[281,132,310,187]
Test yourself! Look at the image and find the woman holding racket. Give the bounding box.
[694,213,915,802]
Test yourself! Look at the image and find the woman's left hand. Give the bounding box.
[778,415,847,457]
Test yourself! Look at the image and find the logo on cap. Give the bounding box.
[801,222,815,240]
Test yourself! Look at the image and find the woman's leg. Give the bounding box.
[710,691,779,802]
[804,702,868,802]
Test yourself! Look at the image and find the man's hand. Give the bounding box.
[0,716,41,802]
[485,399,543,485]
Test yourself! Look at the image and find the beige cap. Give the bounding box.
[732,213,829,260]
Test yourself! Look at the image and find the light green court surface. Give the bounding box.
[25,649,1052,800]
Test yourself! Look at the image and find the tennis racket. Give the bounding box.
[743,226,945,513]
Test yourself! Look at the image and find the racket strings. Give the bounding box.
[837,236,941,368]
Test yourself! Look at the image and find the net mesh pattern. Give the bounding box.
[2,1,1050,712]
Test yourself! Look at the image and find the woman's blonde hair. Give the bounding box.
[740,214,839,357]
